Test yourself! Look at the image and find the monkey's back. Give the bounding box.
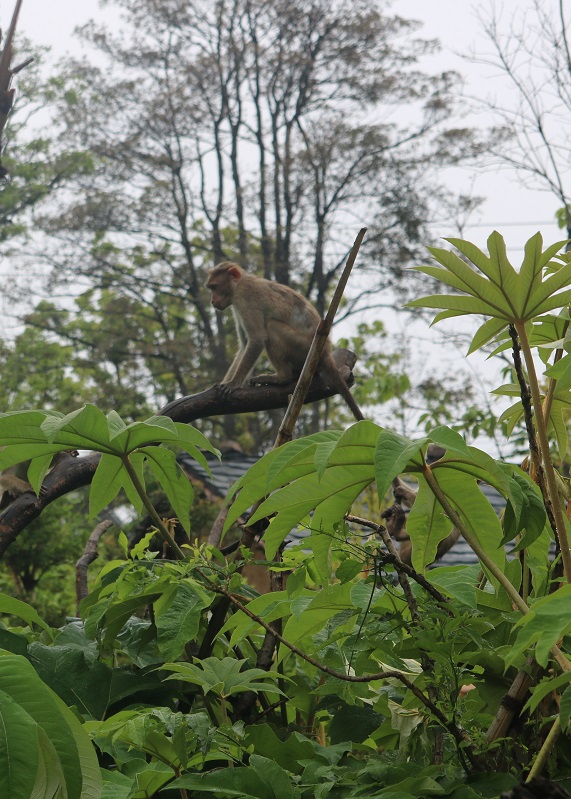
[248,277,321,332]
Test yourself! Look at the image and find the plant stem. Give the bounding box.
[526,716,561,782]
[275,227,366,446]
[122,456,186,560]
[198,571,481,768]
[421,465,571,674]
[514,321,571,582]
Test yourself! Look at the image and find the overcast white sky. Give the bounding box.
[14,0,565,260]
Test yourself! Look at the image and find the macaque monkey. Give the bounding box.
[206,262,364,420]
[0,473,34,509]
[385,475,460,565]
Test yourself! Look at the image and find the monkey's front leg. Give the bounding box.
[218,339,265,399]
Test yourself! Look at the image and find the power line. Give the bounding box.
[428,219,559,228]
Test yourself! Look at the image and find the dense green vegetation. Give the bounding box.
[0,234,571,798]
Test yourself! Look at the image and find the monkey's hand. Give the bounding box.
[392,478,417,508]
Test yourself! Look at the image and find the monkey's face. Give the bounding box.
[207,277,233,310]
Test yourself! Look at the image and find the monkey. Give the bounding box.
[0,473,34,509]
[206,262,364,421]
[384,476,461,565]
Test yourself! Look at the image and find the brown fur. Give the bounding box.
[206,262,364,420]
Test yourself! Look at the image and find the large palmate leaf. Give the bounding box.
[407,232,571,353]
[0,404,218,531]
[230,422,530,578]
[0,653,101,799]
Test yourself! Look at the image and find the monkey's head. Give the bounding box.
[206,262,244,310]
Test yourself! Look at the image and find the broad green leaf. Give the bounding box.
[407,293,505,317]
[222,592,292,648]
[467,316,508,355]
[90,452,129,518]
[433,469,506,572]
[518,234,566,309]
[163,658,284,698]
[107,416,179,452]
[532,287,571,316]
[561,685,571,731]
[432,309,466,323]
[444,237,498,281]
[486,231,520,316]
[142,447,194,532]
[428,426,473,456]
[107,410,128,439]
[0,654,92,799]
[243,726,315,774]
[224,435,337,529]
[0,690,41,799]
[427,565,479,608]
[34,725,68,799]
[525,671,571,715]
[27,452,56,495]
[154,580,213,661]
[506,584,571,667]
[0,444,57,472]
[41,404,112,451]
[314,439,338,479]
[255,467,373,559]
[281,583,353,654]
[526,261,571,316]
[407,476,454,571]
[425,246,509,308]
[104,594,166,647]
[0,593,50,631]
[172,754,297,799]
[173,422,220,467]
[374,429,425,501]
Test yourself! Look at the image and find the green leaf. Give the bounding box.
[0,653,101,799]
[281,583,354,655]
[433,469,506,572]
[444,237,499,281]
[518,232,547,307]
[0,593,50,631]
[0,689,41,799]
[26,452,55,495]
[486,231,520,315]
[526,261,571,316]
[525,671,571,715]
[425,246,509,307]
[374,430,424,501]
[107,410,128,439]
[467,316,507,355]
[407,293,505,317]
[407,476,454,571]
[154,580,213,661]
[561,685,571,731]
[427,565,479,608]
[41,404,111,450]
[142,446,194,532]
[90,452,130,517]
[163,658,285,699]
[507,584,571,667]
[171,754,298,799]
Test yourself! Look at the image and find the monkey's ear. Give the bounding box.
[228,266,242,280]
